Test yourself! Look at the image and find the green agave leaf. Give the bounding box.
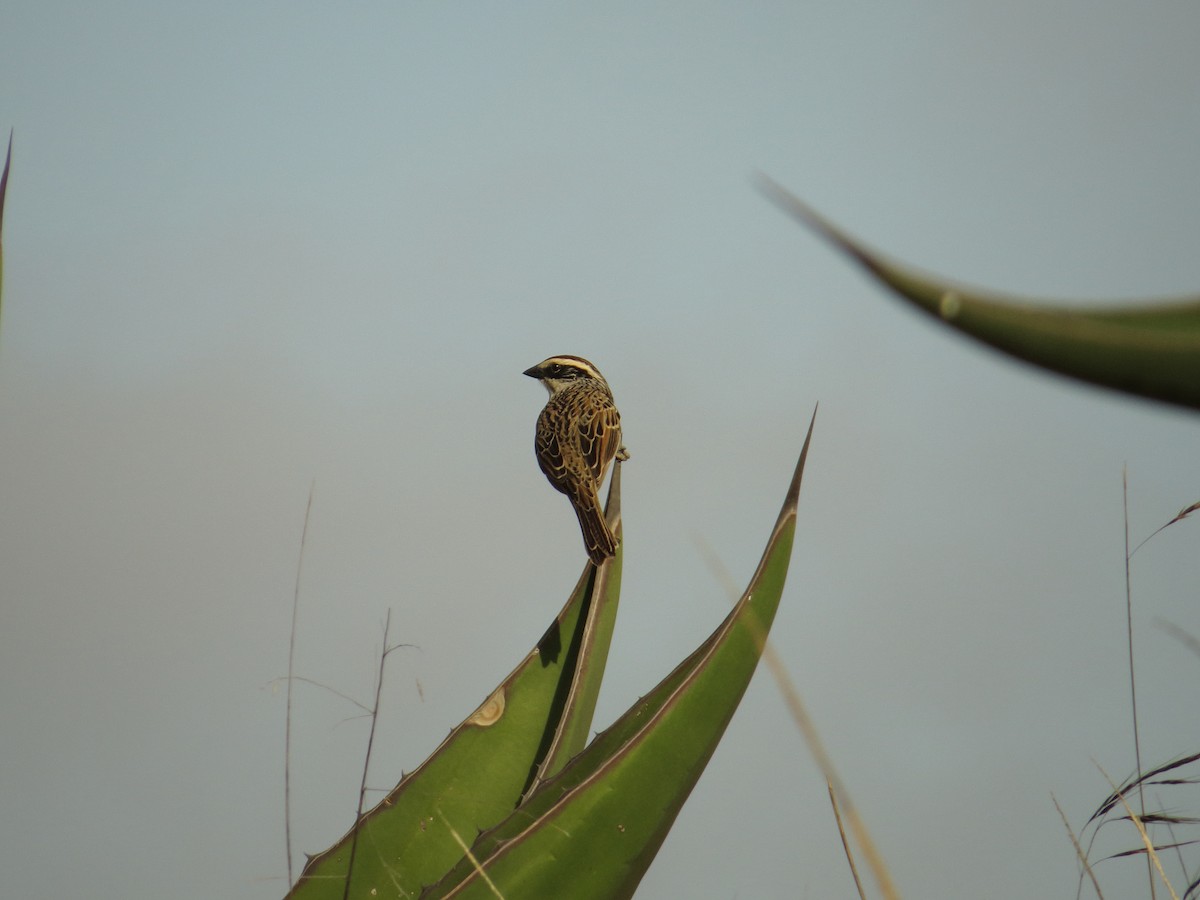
[760,176,1200,413]
[285,470,624,899]
[422,409,817,900]
[524,463,625,798]
[0,131,11,314]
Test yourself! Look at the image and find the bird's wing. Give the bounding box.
[535,406,568,485]
[579,402,622,484]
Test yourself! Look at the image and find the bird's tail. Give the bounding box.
[573,488,617,565]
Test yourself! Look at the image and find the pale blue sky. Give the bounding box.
[2,3,1200,898]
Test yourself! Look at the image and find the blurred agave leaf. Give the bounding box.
[422,409,816,900]
[1,131,11,313]
[760,176,1200,413]
[285,471,624,899]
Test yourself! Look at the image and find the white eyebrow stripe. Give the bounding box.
[538,356,602,379]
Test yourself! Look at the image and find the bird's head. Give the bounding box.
[523,355,608,397]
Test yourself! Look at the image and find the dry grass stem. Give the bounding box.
[1130,499,1200,559]
[1052,792,1105,900]
[828,780,868,900]
[697,536,901,900]
[1096,761,1180,900]
[439,809,505,900]
[285,480,317,887]
[343,611,404,900]
[1122,469,1154,898]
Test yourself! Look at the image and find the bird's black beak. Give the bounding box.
[523,365,542,379]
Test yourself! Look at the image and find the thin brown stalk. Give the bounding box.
[271,675,373,715]
[343,611,401,900]
[1123,469,1154,898]
[1129,500,1200,559]
[285,480,316,887]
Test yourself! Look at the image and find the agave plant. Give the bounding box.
[284,415,817,899]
